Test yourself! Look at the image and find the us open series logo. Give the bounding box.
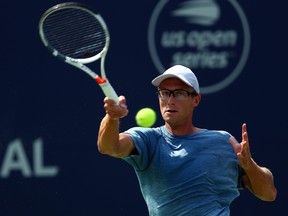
[148,0,251,94]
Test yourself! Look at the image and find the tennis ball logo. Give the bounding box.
[135,108,157,128]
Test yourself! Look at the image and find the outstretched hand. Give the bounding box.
[103,95,129,120]
[230,123,277,201]
[229,123,253,170]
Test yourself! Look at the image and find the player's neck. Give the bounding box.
[165,123,198,136]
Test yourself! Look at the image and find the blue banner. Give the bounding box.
[0,0,285,215]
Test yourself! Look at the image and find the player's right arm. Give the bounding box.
[97,96,136,158]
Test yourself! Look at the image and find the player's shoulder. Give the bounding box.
[205,129,232,139]
[122,126,163,137]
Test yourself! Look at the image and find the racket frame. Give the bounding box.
[39,2,119,104]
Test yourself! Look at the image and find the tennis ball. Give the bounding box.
[135,108,157,127]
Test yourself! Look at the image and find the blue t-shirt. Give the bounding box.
[123,126,243,216]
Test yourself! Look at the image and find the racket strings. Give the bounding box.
[42,8,107,59]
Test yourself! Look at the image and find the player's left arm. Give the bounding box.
[229,123,277,201]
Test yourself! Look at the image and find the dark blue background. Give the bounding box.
[0,0,286,215]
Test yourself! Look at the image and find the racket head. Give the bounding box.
[39,2,110,64]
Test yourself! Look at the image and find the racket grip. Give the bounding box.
[99,81,119,105]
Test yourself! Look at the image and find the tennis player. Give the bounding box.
[97,65,277,215]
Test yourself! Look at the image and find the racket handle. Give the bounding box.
[99,81,119,105]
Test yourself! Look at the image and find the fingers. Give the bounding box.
[229,136,241,155]
[229,136,238,145]
[103,96,129,119]
[240,123,252,161]
[242,123,249,148]
[242,123,248,141]
[104,95,125,105]
[230,123,253,169]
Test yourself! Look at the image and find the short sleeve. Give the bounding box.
[122,127,161,171]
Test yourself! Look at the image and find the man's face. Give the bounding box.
[158,78,200,128]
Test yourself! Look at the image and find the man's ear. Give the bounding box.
[193,94,201,107]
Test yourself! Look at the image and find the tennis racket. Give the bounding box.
[39,2,119,105]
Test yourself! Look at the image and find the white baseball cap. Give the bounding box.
[151,65,200,93]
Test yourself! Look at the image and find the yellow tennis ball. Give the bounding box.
[135,108,157,127]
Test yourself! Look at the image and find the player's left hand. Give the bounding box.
[229,123,253,170]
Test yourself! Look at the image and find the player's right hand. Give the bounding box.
[103,96,128,119]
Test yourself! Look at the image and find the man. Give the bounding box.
[97,65,277,215]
